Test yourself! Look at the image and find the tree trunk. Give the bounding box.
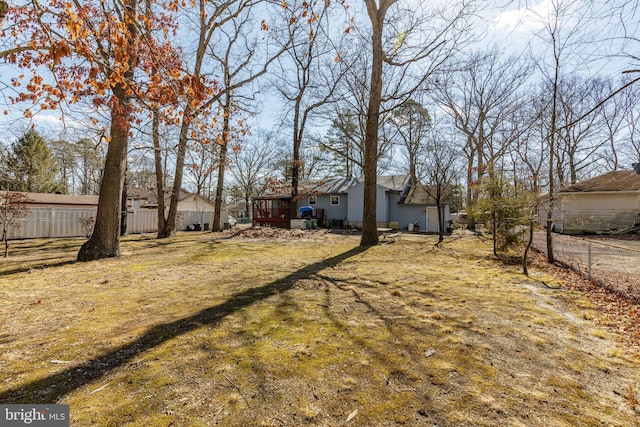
[152,108,168,236]
[2,229,8,258]
[0,0,8,30]
[361,1,393,246]
[159,106,191,238]
[212,98,231,232]
[120,176,128,236]
[77,0,139,261]
[212,142,227,232]
[290,96,303,220]
[492,208,498,257]
[546,61,559,264]
[523,209,534,276]
[436,186,444,244]
[77,86,131,260]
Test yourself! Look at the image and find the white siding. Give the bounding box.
[5,207,97,239]
[541,192,640,234]
[2,208,218,239]
[125,210,157,234]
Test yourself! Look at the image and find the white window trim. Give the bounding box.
[309,195,317,205]
[330,195,340,206]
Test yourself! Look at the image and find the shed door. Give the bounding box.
[426,207,439,232]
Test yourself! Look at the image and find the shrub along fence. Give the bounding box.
[532,232,640,303]
[3,207,216,240]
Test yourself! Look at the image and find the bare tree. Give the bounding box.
[389,97,431,184]
[274,0,348,218]
[158,0,246,238]
[229,130,280,217]
[598,76,637,170]
[510,94,547,194]
[0,190,30,257]
[318,45,397,179]
[184,136,219,199]
[421,114,461,244]
[554,75,608,186]
[359,0,477,245]
[208,8,288,232]
[432,49,532,231]
[619,81,640,166]
[530,0,596,263]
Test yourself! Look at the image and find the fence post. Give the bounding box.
[588,242,592,280]
[48,206,53,238]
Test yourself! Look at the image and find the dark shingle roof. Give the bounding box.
[560,171,640,193]
[299,175,411,195]
[300,177,360,195]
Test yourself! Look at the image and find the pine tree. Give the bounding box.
[5,129,59,193]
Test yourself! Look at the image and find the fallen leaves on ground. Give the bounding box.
[231,226,308,239]
[529,249,640,357]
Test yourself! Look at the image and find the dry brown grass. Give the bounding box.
[1,231,639,426]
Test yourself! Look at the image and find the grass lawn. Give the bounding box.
[1,231,639,426]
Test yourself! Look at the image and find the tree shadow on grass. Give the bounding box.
[0,245,369,404]
[0,260,77,277]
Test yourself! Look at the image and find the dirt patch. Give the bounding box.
[0,233,639,426]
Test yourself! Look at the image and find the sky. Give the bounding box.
[1,0,638,147]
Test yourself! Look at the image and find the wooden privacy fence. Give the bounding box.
[3,207,216,240]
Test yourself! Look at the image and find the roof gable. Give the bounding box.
[127,188,205,205]
[376,175,411,191]
[20,192,99,206]
[402,185,452,205]
[560,171,640,193]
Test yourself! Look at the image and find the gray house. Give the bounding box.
[299,177,358,228]
[395,185,452,233]
[345,175,412,229]
[291,175,451,232]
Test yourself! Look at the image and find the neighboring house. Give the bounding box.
[224,202,249,221]
[5,188,225,239]
[127,187,223,230]
[253,175,452,232]
[541,170,640,234]
[127,188,215,212]
[8,192,99,239]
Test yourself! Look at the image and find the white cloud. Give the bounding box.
[489,0,554,34]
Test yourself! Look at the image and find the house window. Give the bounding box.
[330,195,340,206]
[309,195,317,205]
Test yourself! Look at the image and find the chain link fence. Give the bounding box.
[532,232,640,303]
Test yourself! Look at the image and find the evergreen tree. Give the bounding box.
[4,129,59,193]
[470,169,533,257]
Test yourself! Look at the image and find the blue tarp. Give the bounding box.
[299,206,313,218]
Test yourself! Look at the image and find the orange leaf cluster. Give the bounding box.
[4,0,192,135]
